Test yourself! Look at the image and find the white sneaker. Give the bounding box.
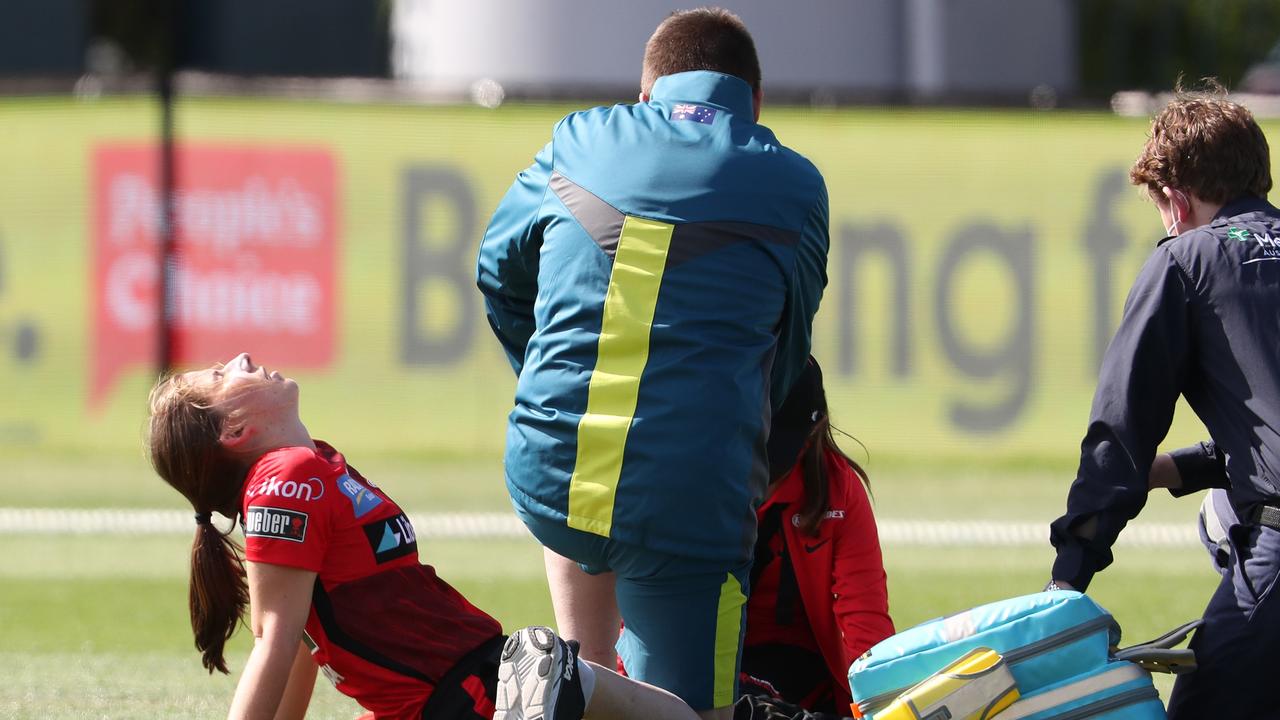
[494,626,586,720]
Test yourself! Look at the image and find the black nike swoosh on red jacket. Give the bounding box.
[804,539,830,553]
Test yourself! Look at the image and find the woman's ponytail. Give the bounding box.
[189,518,249,674]
[148,374,251,674]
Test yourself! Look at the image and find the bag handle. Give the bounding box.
[1112,618,1203,675]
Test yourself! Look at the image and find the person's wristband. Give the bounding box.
[1044,580,1065,592]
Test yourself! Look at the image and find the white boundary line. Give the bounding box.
[0,508,1201,547]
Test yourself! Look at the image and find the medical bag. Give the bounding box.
[847,591,1196,719]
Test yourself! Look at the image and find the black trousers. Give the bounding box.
[1167,524,1280,718]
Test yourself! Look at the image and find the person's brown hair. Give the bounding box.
[147,374,251,674]
[641,7,761,96]
[1130,78,1272,203]
[794,414,870,538]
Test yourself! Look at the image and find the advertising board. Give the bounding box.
[0,99,1257,465]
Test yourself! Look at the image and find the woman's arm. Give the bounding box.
[273,642,317,720]
[227,561,317,720]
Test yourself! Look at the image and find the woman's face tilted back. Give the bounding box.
[149,352,303,513]
[180,353,300,428]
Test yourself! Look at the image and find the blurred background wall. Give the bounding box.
[6,0,1280,100]
[0,0,86,77]
[391,0,1075,103]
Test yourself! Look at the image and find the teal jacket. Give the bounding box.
[477,71,829,562]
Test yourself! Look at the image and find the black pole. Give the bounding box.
[156,0,177,374]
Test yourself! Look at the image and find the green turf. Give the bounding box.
[0,652,363,719]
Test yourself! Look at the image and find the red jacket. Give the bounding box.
[750,448,894,706]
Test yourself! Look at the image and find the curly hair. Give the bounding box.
[1130,79,1272,203]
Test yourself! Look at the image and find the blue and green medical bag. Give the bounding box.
[848,592,1191,719]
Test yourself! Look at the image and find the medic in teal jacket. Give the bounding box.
[477,70,829,564]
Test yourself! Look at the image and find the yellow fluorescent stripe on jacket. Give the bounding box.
[713,573,748,708]
[567,215,674,536]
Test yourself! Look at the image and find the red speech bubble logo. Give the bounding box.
[91,144,338,407]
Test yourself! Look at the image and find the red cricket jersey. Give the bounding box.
[241,441,503,719]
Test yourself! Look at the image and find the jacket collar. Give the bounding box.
[1157,194,1278,245]
[1210,194,1278,226]
[649,70,755,118]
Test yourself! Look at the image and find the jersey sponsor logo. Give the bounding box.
[244,506,308,543]
[1244,231,1280,263]
[246,475,325,502]
[337,473,382,518]
[362,512,417,563]
[671,103,717,124]
[1228,226,1280,264]
[791,509,846,527]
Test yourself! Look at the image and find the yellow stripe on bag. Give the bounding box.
[567,216,674,537]
[876,647,1020,720]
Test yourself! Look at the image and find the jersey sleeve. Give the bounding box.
[1168,440,1228,497]
[242,453,335,573]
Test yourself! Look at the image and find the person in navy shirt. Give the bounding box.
[1048,82,1280,718]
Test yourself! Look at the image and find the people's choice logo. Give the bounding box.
[90,144,338,406]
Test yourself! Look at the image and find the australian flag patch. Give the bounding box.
[671,103,717,124]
